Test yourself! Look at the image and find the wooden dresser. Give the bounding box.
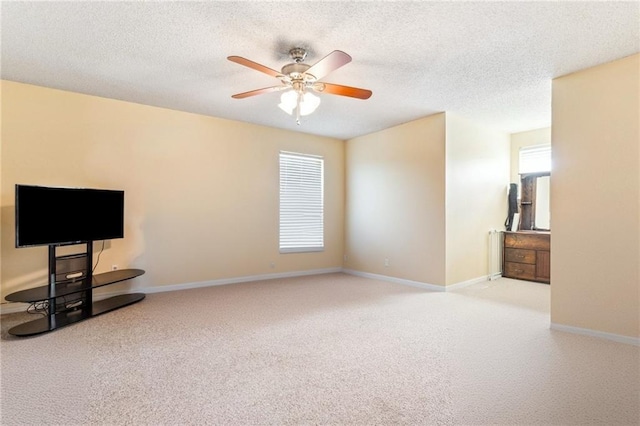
[503,231,550,283]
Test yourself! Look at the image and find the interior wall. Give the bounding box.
[551,53,639,338]
[0,82,3,288]
[0,81,345,300]
[444,113,510,285]
[510,127,551,183]
[344,113,447,286]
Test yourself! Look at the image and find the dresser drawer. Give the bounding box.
[504,232,550,251]
[504,262,536,280]
[504,248,536,264]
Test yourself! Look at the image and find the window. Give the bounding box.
[518,144,552,230]
[519,144,551,174]
[279,151,324,253]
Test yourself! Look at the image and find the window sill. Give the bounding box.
[279,247,324,254]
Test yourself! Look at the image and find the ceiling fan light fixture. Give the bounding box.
[299,92,321,116]
[278,90,321,116]
[229,48,370,125]
[278,90,297,115]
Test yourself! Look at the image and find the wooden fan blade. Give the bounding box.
[227,56,282,78]
[316,83,372,100]
[306,50,352,80]
[231,86,287,99]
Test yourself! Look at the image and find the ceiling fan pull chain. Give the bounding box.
[296,91,302,125]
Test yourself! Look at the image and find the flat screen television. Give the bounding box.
[15,184,125,248]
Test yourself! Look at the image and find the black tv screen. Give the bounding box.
[15,184,124,247]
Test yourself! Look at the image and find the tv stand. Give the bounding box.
[5,242,145,337]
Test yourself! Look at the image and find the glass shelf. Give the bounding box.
[5,269,145,303]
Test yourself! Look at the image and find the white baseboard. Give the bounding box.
[0,267,343,315]
[1,268,481,315]
[342,269,493,292]
[342,269,446,292]
[139,267,343,295]
[550,322,640,346]
[0,302,30,315]
[444,275,492,291]
[488,272,503,281]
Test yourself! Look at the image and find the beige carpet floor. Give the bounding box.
[1,273,638,425]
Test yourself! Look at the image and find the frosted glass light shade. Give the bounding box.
[278,90,297,115]
[299,92,320,116]
[278,91,321,116]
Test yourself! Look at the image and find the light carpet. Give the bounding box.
[1,273,638,425]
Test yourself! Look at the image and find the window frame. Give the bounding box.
[278,151,325,253]
[519,144,552,174]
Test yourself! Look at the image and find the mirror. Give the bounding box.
[535,176,550,229]
[519,172,551,231]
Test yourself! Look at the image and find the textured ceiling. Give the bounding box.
[2,1,639,140]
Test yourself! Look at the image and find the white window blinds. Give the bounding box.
[279,151,324,253]
[519,144,551,174]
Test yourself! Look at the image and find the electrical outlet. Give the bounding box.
[270,262,275,269]
[111,264,118,271]
[344,255,348,262]
[384,258,389,267]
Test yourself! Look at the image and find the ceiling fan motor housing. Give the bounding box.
[289,47,307,62]
[281,62,312,79]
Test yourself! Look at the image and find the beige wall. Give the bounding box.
[0,82,3,287]
[551,53,639,338]
[445,113,510,285]
[345,113,447,286]
[510,127,551,183]
[1,81,345,300]
[344,112,509,286]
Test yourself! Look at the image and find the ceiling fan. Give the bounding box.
[228,47,372,124]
